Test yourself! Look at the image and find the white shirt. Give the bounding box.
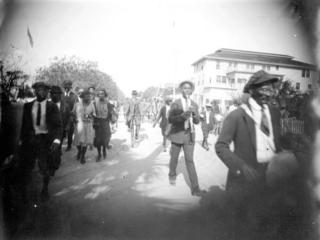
[32,100,61,144]
[242,98,276,163]
[205,110,210,124]
[32,100,48,134]
[180,96,195,132]
[165,105,170,119]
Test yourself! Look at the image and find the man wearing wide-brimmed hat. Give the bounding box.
[167,80,205,196]
[215,70,286,239]
[19,81,62,201]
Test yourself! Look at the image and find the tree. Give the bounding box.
[35,56,125,101]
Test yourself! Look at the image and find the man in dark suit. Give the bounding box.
[168,81,205,196]
[153,97,172,152]
[200,104,215,151]
[62,80,78,151]
[215,70,282,239]
[49,85,65,174]
[19,82,62,201]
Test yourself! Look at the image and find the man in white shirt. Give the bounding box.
[168,81,205,196]
[215,70,283,239]
[20,82,62,201]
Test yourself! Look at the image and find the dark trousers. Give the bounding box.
[63,122,74,148]
[169,139,199,190]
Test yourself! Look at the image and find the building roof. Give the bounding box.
[192,48,316,70]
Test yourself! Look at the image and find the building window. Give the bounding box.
[237,78,246,84]
[229,62,233,67]
[222,76,227,83]
[216,75,221,83]
[306,70,310,78]
[308,84,312,89]
[266,65,270,71]
[296,82,300,90]
[276,65,279,70]
[229,78,235,84]
[209,77,212,84]
[246,63,250,69]
[216,61,220,70]
[233,62,237,68]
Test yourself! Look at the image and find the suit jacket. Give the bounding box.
[20,100,63,145]
[168,98,200,144]
[157,105,169,129]
[126,99,142,120]
[62,91,78,125]
[215,104,282,194]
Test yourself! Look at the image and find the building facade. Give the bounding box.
[192,48,318,111]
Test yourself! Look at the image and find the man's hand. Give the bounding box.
[182,111,192,119]
[50,142,60,153]
[241,164,260,182]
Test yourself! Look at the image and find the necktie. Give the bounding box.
[184,98,189,130]
[260,106,270,136]
[36,102,41,126]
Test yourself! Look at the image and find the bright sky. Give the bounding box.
[0,0,314,96]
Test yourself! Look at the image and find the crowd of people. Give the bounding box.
[0,69,315,239]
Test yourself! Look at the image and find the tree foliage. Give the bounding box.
[35,56,125,101]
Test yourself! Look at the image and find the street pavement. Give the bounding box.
[15,120,231,240]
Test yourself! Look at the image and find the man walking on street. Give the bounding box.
[19,82,62,201]
[215,70,285,239]
[168,80,205,196]
[126,90,142,147]
[200,104,215,151]
[62,80,77,151]
[153,97,172,152]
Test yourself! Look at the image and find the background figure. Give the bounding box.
[126,90,142,147]
[200,104,215,151]
[62,80,78,151]
[19,82,62,201]
[93,89,114,161]
[49,85,65,175]
[153,97,172,152]
[73,90,96,164]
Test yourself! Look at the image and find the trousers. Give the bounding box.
[169,132,199,190]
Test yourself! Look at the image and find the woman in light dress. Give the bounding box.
[73,89,96,164]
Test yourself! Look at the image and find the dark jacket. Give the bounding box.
[157,105,170,129]
[215,104,282,194]
[168,98,200,144]
[62,91,78,125]
[20,100,63,144]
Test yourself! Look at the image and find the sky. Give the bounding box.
[0,0,314,96]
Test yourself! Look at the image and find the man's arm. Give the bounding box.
[215,112,246,175]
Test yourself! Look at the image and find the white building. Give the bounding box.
[192,48,318,111]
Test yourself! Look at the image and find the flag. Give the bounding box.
[27,27,33,48]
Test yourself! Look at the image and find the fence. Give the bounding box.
[280,118,304,135]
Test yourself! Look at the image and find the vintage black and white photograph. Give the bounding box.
[1,0,320,239]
